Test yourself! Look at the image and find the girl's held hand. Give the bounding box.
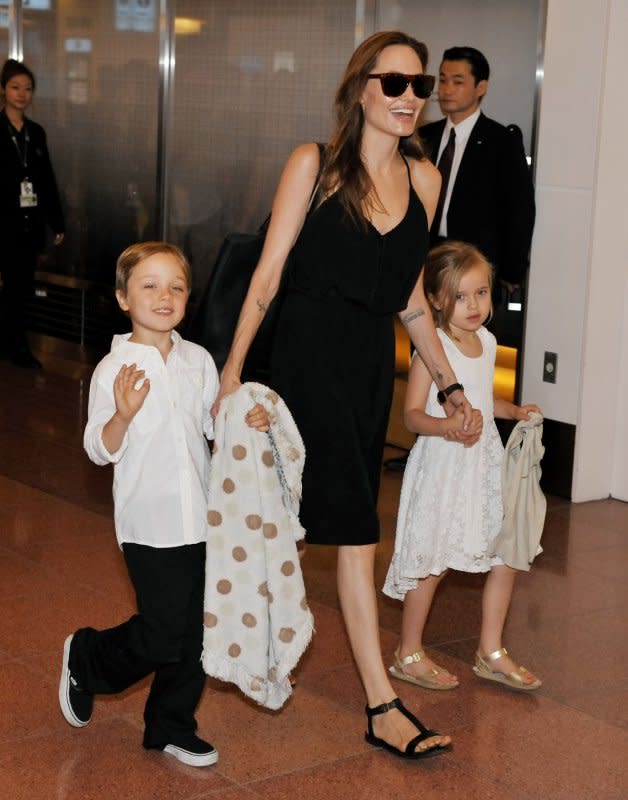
[444,406,483,446]
[514,403,542,421]
[443,388,473,430]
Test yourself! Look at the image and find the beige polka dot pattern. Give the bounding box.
[203,383,313,710]
[207,510,222,526]
[263,522,278,539]
[232,546,247,562]
[246,514,262,530]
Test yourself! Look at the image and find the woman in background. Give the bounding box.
[0,58,64,368]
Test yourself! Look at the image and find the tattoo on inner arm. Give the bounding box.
[256,298,268,314]
[401,308,425,324]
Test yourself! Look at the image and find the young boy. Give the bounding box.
[59,242,268,767]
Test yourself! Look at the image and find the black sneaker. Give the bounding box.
[59,634,93,727]
[162,737,219,767]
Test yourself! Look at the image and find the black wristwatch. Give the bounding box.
[437,382,464,405]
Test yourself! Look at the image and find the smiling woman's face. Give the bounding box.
[360,45,427,139]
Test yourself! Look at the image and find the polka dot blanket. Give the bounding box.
[202,383,314,710]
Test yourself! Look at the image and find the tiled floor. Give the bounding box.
[1,352,628,799]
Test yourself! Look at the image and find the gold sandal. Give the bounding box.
[389,649,459,691]
[473,647,542,691]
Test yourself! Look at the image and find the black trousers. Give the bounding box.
[1,234,39,356]
[70,542,207,748]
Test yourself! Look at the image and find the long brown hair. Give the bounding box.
[319,31,429,227]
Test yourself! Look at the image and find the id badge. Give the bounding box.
[20,180,38,208]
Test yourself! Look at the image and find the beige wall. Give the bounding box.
[522,0,628,500]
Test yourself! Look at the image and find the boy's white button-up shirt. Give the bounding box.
[84,331,219,548]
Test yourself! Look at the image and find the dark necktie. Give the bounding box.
[432,127,456,237]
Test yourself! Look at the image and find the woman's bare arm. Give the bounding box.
[216,143,320,405]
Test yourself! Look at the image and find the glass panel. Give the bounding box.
[0,1,8,58]
[21,0,161,283]
[375,0,540,154]
[169,0,358,296]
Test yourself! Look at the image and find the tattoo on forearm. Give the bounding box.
[256,298,268,314]
[401,308,426,324]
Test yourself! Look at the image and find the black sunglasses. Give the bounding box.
[367,72,435,99]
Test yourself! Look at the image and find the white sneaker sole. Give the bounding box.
[59,634,90,727]
[163,744,219,767]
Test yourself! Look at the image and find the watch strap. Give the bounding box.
[437,382,464,404]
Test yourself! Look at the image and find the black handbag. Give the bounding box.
[187,215,277,382]
[188,144,324,383]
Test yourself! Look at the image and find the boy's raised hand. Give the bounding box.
[113,363,150,422]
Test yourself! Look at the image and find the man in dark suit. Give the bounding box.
[420,46,535,294]
[385,48,535,471]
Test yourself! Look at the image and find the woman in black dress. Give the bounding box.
[0,59,64,368]
[217,31,478,758]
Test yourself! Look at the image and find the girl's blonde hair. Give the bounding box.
[423,241,493,335]
[115,241,191,294]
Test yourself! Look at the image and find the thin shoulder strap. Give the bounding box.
[307,142,326,211]
[399,151,412,185]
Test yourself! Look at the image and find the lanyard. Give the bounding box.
[8,122,29,169]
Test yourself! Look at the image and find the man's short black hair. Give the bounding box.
[442,47,490,84]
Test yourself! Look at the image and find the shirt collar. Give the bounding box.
[111,329,181,356]
[444,107,481,146]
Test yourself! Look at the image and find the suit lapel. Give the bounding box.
[421,119,446,163]
[455,113,488,181]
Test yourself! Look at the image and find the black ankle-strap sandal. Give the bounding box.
[364,697,451,760]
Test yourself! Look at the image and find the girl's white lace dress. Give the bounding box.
[384,326,504,601]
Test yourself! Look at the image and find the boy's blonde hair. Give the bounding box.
[115,242,191,294]
[423,241,493,335]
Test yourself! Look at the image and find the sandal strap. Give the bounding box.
[365,697,428,734]
[365,697,443,754]
[365,697,403,719]
[405,728,439,755]
[396,649,426,667]
[484,647,508,662]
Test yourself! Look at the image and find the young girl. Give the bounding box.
[383,241,542,692]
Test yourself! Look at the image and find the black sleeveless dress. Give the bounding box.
[270,157,429,545]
